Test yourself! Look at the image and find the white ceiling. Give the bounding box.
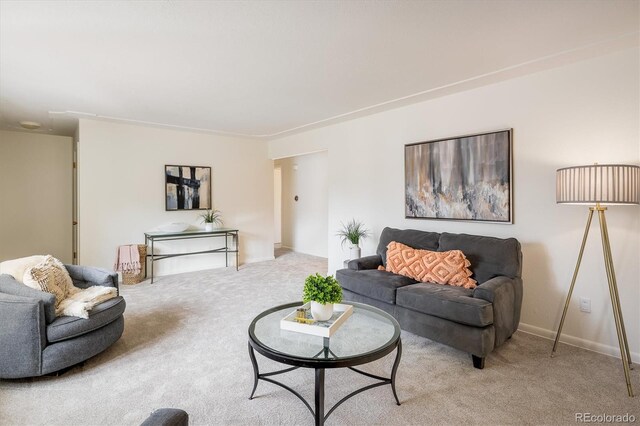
[0,1,638,139]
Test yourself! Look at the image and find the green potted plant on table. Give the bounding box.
[199,209,223,231]
[336,219,369,260]
[302,273,343,321]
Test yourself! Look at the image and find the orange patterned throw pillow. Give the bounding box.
[385,241,477,289]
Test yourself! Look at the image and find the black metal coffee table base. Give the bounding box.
[248,338,402,426]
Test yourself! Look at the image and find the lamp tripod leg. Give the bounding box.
[552,209,594,356]
[599,212,633,370]
[597,209,634,397]
[610,276,633,371]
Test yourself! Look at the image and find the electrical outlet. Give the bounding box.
[579,297,591,313]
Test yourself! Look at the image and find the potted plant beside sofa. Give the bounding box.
[336,219,369,260]
[302,273,343,321]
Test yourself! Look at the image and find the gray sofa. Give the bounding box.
[0,265,125,378]
[336,227,522,369]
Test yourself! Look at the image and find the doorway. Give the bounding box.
[273,166,283,256]
[273,151,328,259]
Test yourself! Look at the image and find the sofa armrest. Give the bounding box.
[0,292,46,378]
[0,274,56,323]
[347,255,383,271]
[473,276,522,345]
[64,265,119,293]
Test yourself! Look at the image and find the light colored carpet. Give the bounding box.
[1,251,638,425]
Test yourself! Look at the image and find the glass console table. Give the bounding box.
[144,228,239,283]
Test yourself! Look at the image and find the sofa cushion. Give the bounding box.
[377,227,440,268]
[336,269,417,304]
[396,283,493,327]
[385,241,477,289]
[64,264,117,289]
[438,232,521,284]
[47,296,126,343]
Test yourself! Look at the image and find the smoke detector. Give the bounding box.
[19,121,41,130]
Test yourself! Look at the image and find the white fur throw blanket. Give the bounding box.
[57,285,116,319]
[19,255,116,319]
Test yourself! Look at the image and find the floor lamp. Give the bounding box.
[551,164,639,397]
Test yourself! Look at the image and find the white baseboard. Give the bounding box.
[151,256,275,276]
[518,322,639,363]
[243,256,276,264]
[277,245,328,259]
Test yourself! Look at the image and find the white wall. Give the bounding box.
[268,48,640,361]
[0,130,73,263]
[77,119,274,276]
[274,151,328,257]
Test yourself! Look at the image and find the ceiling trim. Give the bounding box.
[54,31,638,141]
[48,111,254,139]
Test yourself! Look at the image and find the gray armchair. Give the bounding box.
[0,265,125,379]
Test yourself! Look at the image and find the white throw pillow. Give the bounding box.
[23,255,75,309]
[0,255,46,283]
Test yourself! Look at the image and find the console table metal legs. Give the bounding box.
[143,229,239,283]
[248,340,402,426]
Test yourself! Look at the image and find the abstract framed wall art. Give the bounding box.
[165,165,212,211]
[405,129,513,223]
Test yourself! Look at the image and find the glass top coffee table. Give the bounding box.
[248,302,402,426]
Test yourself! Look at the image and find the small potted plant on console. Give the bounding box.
[302,273,343,321]
[199,209,223,231]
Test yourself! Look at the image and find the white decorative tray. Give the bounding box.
[280,303,353,338]
[157,222,190,232]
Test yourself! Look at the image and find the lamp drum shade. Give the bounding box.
[556,164,640,205]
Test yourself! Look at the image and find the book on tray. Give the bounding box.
[280,302,353,338]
